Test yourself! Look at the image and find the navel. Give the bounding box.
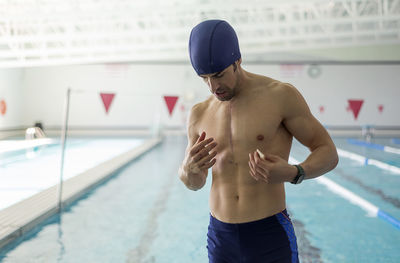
[257,134,264,141]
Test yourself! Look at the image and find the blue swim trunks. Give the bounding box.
[207,209,299,263]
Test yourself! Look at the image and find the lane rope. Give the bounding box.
[347,139,400,155]
[336,148,400,175]
[289,156,400,230]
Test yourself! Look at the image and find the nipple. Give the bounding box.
[257,134,264,141]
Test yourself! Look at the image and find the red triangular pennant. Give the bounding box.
[100,93,115,114]
[347,99,364,120]
[0,99,6,116]
[163,96,179,116]
[378,104,384,113]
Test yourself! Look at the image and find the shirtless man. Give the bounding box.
[179,20,338,263]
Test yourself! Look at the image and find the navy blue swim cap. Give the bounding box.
[189,20,241,75]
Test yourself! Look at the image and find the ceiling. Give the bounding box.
[1,0,399,68]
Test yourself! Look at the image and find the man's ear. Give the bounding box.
[233,58,242,72]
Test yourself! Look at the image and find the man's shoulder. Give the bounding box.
[254,75,297,95]
[188,98,212,121]
[263,77,294,90]
[273,81,297,95]
[191,98,210,113]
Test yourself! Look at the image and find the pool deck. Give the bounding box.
[0,137,162,250]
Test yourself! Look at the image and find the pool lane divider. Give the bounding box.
[347,139,400,155]
[0,137,162,250]
[334,167,400,209]
[391,138,400,145]
[289,157,400,230]
[336,148,400,175]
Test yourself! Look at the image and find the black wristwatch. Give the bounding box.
[291,165,305,184]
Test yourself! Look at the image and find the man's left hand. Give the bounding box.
[248,150,297,183]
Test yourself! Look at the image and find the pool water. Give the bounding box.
[0,137,145,210]
[0,136,399,262]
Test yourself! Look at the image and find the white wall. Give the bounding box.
[246,64,400,127]
[0,68,24,129]
[1,63,399,134]
[21,64,206,130]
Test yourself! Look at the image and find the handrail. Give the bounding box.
[58,88,71,212]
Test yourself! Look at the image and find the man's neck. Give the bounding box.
[231,69,251,101]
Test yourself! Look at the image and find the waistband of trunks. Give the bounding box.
[209,209,289,232]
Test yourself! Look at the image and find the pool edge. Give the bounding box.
[0,137,162,251]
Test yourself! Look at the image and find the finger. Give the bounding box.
[195,142,218,161]
[197,131,206,143]
[249,170,259,181]
[253,155,270,172]
[263,152,278,162]
[248,155,257,171]
[202,158,216,169]
[191,137,214,154]
[255,165,269,183]
[254,151,270,168]
[249,161,265,181]
[194,142,217,162]
[248,162,257,178]
[248,161,258,179]
[255,165,269,178]
[201,158,217,169]
[249,166,267,183]
[256,149,265,160]
[253,151,261,164]
[248,161,255,174]
[253,155,269,174]
[249,153,255,164]
[249,154,261,176]
[249,155,269,182]
[249,153,266,176]
[249,155,269,180]
[199,151,217,165]
[253,168,268,183]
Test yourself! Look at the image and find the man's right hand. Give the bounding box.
[181,131,217,190]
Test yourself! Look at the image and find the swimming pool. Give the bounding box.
[0,135,399,262]
[0,137,145,210]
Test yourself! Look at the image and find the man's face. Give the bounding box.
[199,64,238,101]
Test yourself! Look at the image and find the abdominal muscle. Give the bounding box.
[209,158,287,223]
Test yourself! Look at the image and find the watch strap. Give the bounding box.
[291,164,305,184]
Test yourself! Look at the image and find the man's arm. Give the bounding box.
[282,83,338,181]
[179,104,217,190]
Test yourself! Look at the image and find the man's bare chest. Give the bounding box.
[199,102,283,153]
